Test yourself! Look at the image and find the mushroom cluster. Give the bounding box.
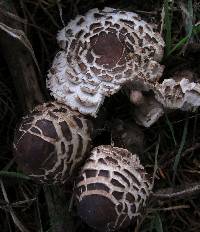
[13,101,92,184]
[13,6,164,231]
[16,6,200,232]
[76,145,151,231]
[47,7,165,117]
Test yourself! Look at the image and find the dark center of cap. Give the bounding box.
[90,32,124,69]
[77,194,117,231]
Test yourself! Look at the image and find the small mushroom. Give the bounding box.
[130,91,164,127]
[13,101,92,184]
[154,70,200,111]
[129,69,200,127]
[76,145,151,231]
[47,7,165,117]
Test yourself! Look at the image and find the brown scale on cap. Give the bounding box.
[13,101,92,184]
[75,145,151,231]
[47,7,164,117]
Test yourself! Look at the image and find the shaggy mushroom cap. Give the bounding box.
[13,101,92,184]
[47,7,165,117]
[154,70,200,111]
[76,145,151,231]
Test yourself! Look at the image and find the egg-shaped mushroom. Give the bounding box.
[47,7,165,117]
[75,145,151,231]
[13,101,92,184]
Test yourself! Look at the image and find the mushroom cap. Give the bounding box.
[76,145,151,231]
[154,72,200,111]
[13,101,92,184]
[129,69,200,127]
[47,7,165,117]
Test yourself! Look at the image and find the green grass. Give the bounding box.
[150,213,163,232]
[164,0,200,57]
[164,111,177,146]
[173,115,189,182]
[0,171,31,181]
[163,0,174,56]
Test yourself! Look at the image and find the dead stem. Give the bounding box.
[152,182,200,200]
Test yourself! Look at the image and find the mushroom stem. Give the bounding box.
[130,92,164,127]
[0,1,74,231]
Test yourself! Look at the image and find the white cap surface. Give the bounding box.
[47,7,165,117]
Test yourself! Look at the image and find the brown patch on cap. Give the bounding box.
[35,119,58,140]
[59,121,72,141]
[111,178,125,189]
[98,170,109,178]
[112,191,124,200]
[91,32,124,69]
[77,17,85,25]
[85,169,97,178]
[87,183,110,192]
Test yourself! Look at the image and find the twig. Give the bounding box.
[182,143,200,157]
[0,180,30,232]
[148,204,190,212]
[152,182,200,200]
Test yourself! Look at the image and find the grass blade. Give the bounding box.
[186,0,193,36]
[152,136,160,187]
[164,112,177,146]
[150,213,163,232]
[163,0,174,55]
[173,116,189,181]
[0,171,31,180]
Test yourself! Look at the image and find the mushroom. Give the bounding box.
[154,69,200,111]
[130,91,164,127]
[129,69,200,127]
[13,101,92,184]
[47,7,165,117]
[75,145,151,231]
